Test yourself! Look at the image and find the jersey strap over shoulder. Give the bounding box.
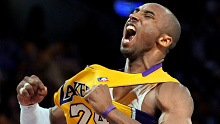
[66,63,179,88]
[54,63,179,124]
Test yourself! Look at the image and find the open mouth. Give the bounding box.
[124,25,136,43]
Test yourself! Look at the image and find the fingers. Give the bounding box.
[19,81,35,98]
[30,75,45,91]
[38,86,47,96]
[17,75,46,98]
[30,75,47,96]
[84,85,99,100]
[84,84,109,103]
[83,84,112,115]
[16,75,48,106]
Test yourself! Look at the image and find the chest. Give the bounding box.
[110,84,158,115]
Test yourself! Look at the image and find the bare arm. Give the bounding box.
[155,82,194,124]
[50,106,66,124]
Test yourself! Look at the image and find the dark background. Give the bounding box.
[0,0,220,123]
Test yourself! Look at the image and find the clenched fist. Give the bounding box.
[16,75,47,106]
[84,84,113,116]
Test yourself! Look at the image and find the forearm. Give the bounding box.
[105,108,141,124]
[20,103,51,124]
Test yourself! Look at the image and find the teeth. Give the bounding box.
[124,39,130,43]
[126,25,135,31]
[126,25,136,31]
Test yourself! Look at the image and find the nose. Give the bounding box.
[129,14,140,21]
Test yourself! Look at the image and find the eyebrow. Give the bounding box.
[133,8,155,16]
[134,8,140,13]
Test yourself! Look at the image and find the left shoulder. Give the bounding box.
[157,82,191,97]
[155,82,194,115]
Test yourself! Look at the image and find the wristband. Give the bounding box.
[19,103,50,124]
[102,105,116,118]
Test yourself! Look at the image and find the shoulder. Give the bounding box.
[155,82,194,115]
[156,82,191,99]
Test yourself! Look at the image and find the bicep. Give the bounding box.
[156,82,194,124]
[159,112,192,124]
[50,106,66,124]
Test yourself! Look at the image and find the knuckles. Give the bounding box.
[17,75,40,94]
[23,76,38,86]
[21,89,29,97]
[25,84,33,91]
[16,81,25,93]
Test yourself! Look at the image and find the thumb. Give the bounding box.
[38,86,47,96]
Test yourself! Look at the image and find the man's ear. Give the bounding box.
[157,34,173,48]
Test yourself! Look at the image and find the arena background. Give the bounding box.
[0,0,220,123]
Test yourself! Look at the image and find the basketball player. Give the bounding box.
[16,3,194,124]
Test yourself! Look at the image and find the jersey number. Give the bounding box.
[70,103,109,124]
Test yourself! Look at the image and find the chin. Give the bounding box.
[120,47,135,59]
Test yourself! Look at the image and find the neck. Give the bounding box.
[124,53,164,74]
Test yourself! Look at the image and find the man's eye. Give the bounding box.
[145,15,154,19]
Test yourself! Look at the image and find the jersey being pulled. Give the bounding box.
[54,63,179,124]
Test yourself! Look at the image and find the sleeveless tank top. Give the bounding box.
[54,63,179,124]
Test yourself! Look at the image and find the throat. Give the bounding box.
[125,58,164,74]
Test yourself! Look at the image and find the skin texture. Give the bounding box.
[16,3,194,124]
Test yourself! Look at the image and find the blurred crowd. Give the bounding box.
[0,0,220,124]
